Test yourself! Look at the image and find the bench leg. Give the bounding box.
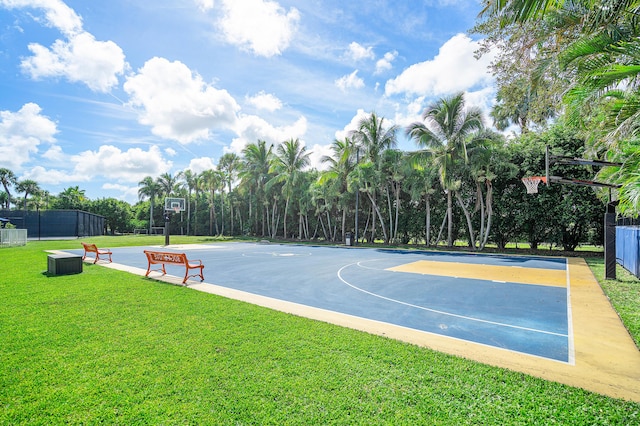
[183,265,204,284]
[145,263,166,278]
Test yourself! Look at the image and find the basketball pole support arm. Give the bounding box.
[545,146,622,279]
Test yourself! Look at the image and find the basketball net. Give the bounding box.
[522,176,546,194]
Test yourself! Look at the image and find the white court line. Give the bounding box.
[337,260,568,339]
[566,258,576,365]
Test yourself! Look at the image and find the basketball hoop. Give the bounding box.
[522,176,546,194]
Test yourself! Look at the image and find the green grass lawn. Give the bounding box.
[1,237,639,424]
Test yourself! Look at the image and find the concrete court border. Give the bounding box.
[73,247,640,402]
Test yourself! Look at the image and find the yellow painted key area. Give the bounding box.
[388,260,567,287]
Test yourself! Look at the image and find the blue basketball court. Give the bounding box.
[63,241,640,401]
[72,242,571,362]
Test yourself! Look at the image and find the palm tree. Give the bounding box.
[465,130,508,249]
[157,172,184,229]
[56,186,88,210]
[157,172,181,200]
[180,170,199,235]
[138,176,161,233]
[201,169,223,236]
[16,179,41,211]
[218,153,241,235]
[380,149,412,244]
[269,138,311,238]
[405,159,439,246]
[350,112,398,244]
[0,191,8,211]
[321,137,357,241]
[0,168,17,209]
[240,140,273,236]
[406,92,484,247]
[352,112,398,164]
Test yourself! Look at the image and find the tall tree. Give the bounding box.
[0,168,17,209]
[16,179,41,211]
[269,138,311,238]
[218,153,241,235]
[351,112,398,244]
[179,170,199,235]
[321,137,357,241]
[55,186,88,210]
[465,130,510,249]
[406,92,484,247]
[201,169,221,236]
[191,173,204,236]
[405,158,439,246]
[240,140,273,236]
[157,172,181,200]
[138,176,160,233]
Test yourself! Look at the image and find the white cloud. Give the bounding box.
[3,1,127,92]
[195,0,215,12]
[41,144,65,162]
[334,108,369,141]
[347,42,374,62]
[124,57,240,144]
[228,114,307,154]
[20,165,73,184]
[385,33,495,97]
[101,182,140,202]
[1,0,83,36]
[187,157,217,174]
[246,91,283,112]
[21,32,127,92]
[464,86,497,124]
[375,50,398,74]
[71,145,173,183]
[218,0,300,57]
[388,96,427,131]
[307,143,333,171]
[335,70,365,92]
[0,102,57,170]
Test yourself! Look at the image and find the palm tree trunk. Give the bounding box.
[476,182,485,249]
[194,195,198,236]
[394,183,400,243]
[455,191,476,250]
[446,190,453,247]
[229,201,234,235]
[366,191,389,244]
[283,196,290,238]
[298,211,303,240]
[149,198,154,234]
[220,190,225,235]
[311,215,319,239]
[435,209,447,247]
[386,185,393,241]
[319,214,329,240]
[362,206,371,244]
[425,195,431,247]
[480,181,493,250]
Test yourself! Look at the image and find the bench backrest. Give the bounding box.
[82,242,98,252]
[144,250,187,265]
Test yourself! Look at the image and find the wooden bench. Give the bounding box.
[81,242,113,264]
[143,250,204,284]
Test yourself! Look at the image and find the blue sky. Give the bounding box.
[0,0,496,204]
